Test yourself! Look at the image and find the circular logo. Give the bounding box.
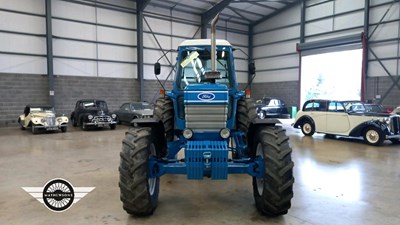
[197,92,215,101]
[42,178,75,212]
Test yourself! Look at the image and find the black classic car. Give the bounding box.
[255,97,290,119]
[114,102,153,125]
[70,99,117,130]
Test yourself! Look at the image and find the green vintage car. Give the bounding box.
[18,105,68,134]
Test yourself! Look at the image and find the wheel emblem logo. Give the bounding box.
[42,179,75,212]
[22,178,95,212]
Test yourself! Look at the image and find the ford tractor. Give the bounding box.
[119,15,294,217]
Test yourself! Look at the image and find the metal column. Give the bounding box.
[45,0,54,107]
[137,1,150,101]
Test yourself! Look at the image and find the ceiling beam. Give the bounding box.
[201,0,234,38]
[252,0,302,26]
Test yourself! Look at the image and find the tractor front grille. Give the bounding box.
[185,104,227,131]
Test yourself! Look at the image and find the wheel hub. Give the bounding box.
[366,130,379,143]
[256,143,264,195]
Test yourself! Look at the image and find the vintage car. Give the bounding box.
[114,102,153,125]
[70,99,117,130]
[18,105,68,134]
[293,99,400,145]
[255,97,290,119]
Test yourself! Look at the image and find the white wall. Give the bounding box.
[253,0,400,83]
[52,0,136,78]
[0,0,46,75]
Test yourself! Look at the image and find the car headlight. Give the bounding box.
[57,118,62,122]
[381,117,390,124]
[41,118,45,123]
[108,117,112,122]
[183,128,193,139]
[88,115,93,120]
[111,114,117,119]
[220,128,231,139]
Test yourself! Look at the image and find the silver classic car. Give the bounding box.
[293,99,400,145]
[114,102,153,125]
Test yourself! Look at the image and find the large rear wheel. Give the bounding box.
[119,127,159,216]
[252,126,294,216]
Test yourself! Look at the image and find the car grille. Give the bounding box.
[94,116,110,122]
[46,116,56,126]
[390,116,400,134]
[185,104,227,131]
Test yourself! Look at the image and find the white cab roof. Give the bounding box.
[179,39,231,47]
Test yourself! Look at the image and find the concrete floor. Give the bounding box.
[1,121,400,225]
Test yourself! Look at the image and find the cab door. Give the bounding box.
[326,102,350,135]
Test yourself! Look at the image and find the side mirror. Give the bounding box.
[154,62,161,75]
[248,62,255,75]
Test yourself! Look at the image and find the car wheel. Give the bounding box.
[301,120,315,136]
[110,124,116,130]
[71,117,77,127]
[61,126,67,133]
[31,126,37,134]
[81,121,86,131]
[18,118,25,130]
[363,127,384,146]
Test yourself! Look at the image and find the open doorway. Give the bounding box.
[300,49,363,107]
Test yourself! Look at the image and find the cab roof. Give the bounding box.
[179,39,231,47]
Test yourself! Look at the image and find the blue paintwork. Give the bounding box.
[150,43,262,180]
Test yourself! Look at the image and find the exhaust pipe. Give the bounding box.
[210,13,219,72]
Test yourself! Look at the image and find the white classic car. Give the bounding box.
[293,99,400,145]
[18,105,69,134]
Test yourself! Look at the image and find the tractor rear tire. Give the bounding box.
[237,98,257,134]
[119,127,159,216]
[252,126,294,216]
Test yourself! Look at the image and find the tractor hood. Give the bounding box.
[184,84,229,105]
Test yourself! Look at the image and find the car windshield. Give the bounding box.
[342,101,366,113]
[82,101,108,110]
[365,104,385,113]
[30,107,54,113]
[177,48,232,89]
[132,103,152,110]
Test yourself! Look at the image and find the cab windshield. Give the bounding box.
[177,48,232,89]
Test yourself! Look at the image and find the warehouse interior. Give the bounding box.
[1,0,400,224]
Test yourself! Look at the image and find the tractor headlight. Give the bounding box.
[183,128,193,139]
[220,128,231,139]
[88,115,93,120]
[111,114,117,119]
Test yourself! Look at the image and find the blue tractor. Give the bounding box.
[119,15,294,217]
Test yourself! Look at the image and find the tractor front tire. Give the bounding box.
[237,98,257,134]
[252,126,294,216]
[119,127,159,216]
[153,97,174,157]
